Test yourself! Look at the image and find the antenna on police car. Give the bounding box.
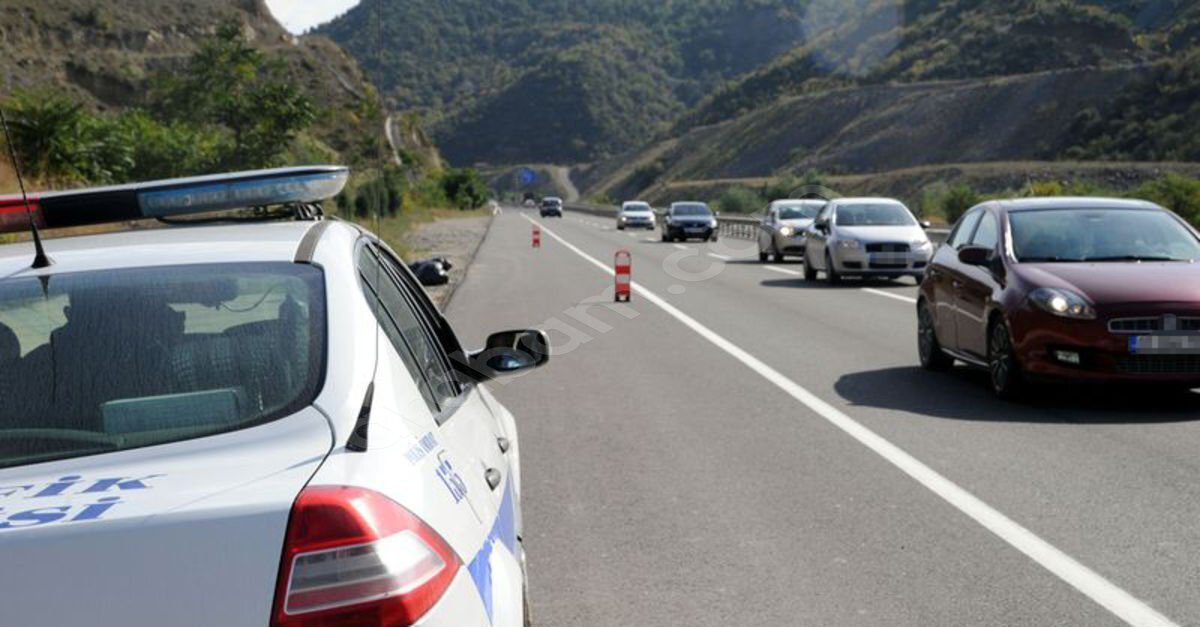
[348,0,386,453]
[0,107,52,269]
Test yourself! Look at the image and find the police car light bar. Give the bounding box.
[0,166,349,235]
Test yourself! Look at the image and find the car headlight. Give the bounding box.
[710,218,719,228]
[837,239,860,249]
[911,239,932,251]
[1029,287,1096,320]
[780,226,795,237]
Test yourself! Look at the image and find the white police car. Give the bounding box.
[0,167,544,626]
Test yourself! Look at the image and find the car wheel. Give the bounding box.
[825,251,841,285]
[773,248,784,263]
[661,232,669,242]
[803,251,818,280]
[710,233,719,242]
[988,319,1025,399]
[918,302,954,371]
[617,224,625,230]
[759,249,769,262]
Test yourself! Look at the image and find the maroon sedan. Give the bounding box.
[917,197,1200,398]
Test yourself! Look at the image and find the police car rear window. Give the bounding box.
[0,263,325,469]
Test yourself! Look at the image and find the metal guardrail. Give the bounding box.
[565,203,951,245]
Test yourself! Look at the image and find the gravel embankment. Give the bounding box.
[404,213,493,308]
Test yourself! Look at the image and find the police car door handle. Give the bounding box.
[485,468,502,491]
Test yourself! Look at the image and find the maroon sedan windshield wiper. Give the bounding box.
[1082,255,1186,262]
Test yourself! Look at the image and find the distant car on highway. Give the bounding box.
[804,198,932,284]
[917,197,1200,398]
[758,199,826,262]
[523,198,536,208]
[617,200,656,230]
[0,167,544,626]
[662,201,718,242]
[540,196,563,217]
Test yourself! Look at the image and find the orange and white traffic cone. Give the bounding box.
[614,249,632,302]
[532,225,541,248]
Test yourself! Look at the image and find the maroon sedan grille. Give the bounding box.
[1116,355,1200,375]
[1108,316,1200,334]
[1109,317,1162,333]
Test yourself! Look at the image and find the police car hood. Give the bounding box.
[0,407,332,626]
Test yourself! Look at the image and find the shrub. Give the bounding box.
[716,186,764,214]
[1130,173,1200,225]
[942,184,981,224]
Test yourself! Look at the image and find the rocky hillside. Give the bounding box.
[0,0,383,164]
[578,0,1200,201]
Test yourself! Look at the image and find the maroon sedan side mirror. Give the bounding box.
[958,246,992,266]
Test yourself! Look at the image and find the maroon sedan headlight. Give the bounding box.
[1028,287,1097,320]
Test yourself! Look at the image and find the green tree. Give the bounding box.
[440,168,489,210]
[155,23,316,170]
[0,91,132,184]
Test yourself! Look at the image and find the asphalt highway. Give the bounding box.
[446,208,1200,626]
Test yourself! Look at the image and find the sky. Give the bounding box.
[264,0,361,34]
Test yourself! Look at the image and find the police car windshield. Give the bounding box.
[0,263,326,470]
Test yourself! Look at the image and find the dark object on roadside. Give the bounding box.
[410,257,454,286]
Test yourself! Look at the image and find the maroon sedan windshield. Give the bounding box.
[1011,208,1200,262]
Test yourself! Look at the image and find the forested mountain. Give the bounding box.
[0,0,385,166]
[319,0,818,164]
[325,0,1200,175]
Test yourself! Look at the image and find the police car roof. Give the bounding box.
[0,221,342,277]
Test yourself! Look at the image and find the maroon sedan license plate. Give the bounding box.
[1129,334,1200,355]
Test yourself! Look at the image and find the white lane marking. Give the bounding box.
[863,287,918,304]
[708,253,733,261]
[673,244,688,250]
[764,265,802,276]
[523,215,1177,627]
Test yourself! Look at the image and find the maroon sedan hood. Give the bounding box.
[1016,262,1200,304]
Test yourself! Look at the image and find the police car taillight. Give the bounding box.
[271,486,461,626]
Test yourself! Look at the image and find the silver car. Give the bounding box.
[618,201,656,230]
[757,199,826,262]
[804,198,933,284]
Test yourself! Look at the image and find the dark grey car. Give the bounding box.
[662,202,718,242]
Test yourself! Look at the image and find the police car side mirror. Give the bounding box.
[464,329,550,382]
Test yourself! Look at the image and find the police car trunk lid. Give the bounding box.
[0,407,332,626]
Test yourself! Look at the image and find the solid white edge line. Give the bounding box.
[673,244,689,250]
[708,253,733,261]
[764,265,802,276]
[863,287,919,304]
[523,215,1177,627]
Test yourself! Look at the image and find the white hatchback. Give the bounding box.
[0,167,543,627]
[617,200,656,230]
